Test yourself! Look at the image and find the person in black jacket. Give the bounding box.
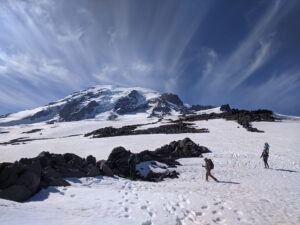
[260,142,270,169]
[203,158,218,182]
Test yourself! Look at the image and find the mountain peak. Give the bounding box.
[0,85,191,126]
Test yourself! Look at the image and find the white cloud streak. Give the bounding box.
[195,0,294,92]
[242,68,300,112]
[0,0,298,115]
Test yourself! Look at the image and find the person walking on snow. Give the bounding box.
[260,142,270,169]
[203,158,218,182]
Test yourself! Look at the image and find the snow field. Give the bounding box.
[0,118,299,224]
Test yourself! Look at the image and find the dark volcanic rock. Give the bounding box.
[85,122,208,139]
[30,108,53,121]
[22,129,43,134]
[84,125,138,138]
[59,98,100,121]
[0,138,210,202]
[106,147,132,177]
[97,160,114,177]
[183,109,275,132]
[0,151,102,202]
[160,93,184,106]
[0,159,41,202]
[59,98,83,121]
[153,137,210,158]
[148,93,187,117]
[220,104,231,112]
[74,100,99,119]
[106,138,209,181]
[134,122,208,135]
[114,90,147,114]
[0,131,9,134]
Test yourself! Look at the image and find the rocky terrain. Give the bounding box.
[181,106,276,132]
[84,121,208,138]
[0,138,208,202]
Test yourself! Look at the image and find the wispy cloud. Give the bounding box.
[198,0,284,90]
[190,0,299,109]
[242,68,300,113]
[0,0,299,115]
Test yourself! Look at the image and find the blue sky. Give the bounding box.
[0,0,299,115]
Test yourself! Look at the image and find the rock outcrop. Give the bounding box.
[84,122,208,138]
[106,138,209,180]
[183,109,275,132]
[0,152,100,202]
[0,138,208,202]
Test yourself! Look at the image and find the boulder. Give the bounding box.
[0,159,41,202]
[106,147,132,177]
[86,155,96,166]
[97,160,114,177]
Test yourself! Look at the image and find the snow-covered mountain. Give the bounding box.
[0,85,299,224]
[0,85,192,126]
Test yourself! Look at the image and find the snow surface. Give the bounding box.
[0,117,300,225]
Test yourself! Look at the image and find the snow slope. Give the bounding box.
[0,117,300,225]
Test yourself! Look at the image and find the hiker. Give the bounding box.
[203,158,218,182]
[128,153,137,180]
[260,142,270,169]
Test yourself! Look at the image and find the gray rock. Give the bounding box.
[97,160,114,177]
[0,159,41,202]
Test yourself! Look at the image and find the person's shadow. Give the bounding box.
[217,181,240,184]
[269,168,298,173]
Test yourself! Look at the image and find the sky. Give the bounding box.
[0,0,299,116]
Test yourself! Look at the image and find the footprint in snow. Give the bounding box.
[196,211,203,217]
[212,210,217,214]
[141,220,152,225]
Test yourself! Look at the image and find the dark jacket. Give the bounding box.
[204,159,214,170]
[261,149,269,158]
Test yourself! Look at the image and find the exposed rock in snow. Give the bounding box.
[0,138,208,202]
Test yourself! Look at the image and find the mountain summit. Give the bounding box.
[0,85,192,126]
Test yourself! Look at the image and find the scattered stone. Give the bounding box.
[0,137,52,146]
[22,129,43,134]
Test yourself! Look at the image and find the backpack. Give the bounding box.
[207,159,214,170]
[262,149,269,157]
